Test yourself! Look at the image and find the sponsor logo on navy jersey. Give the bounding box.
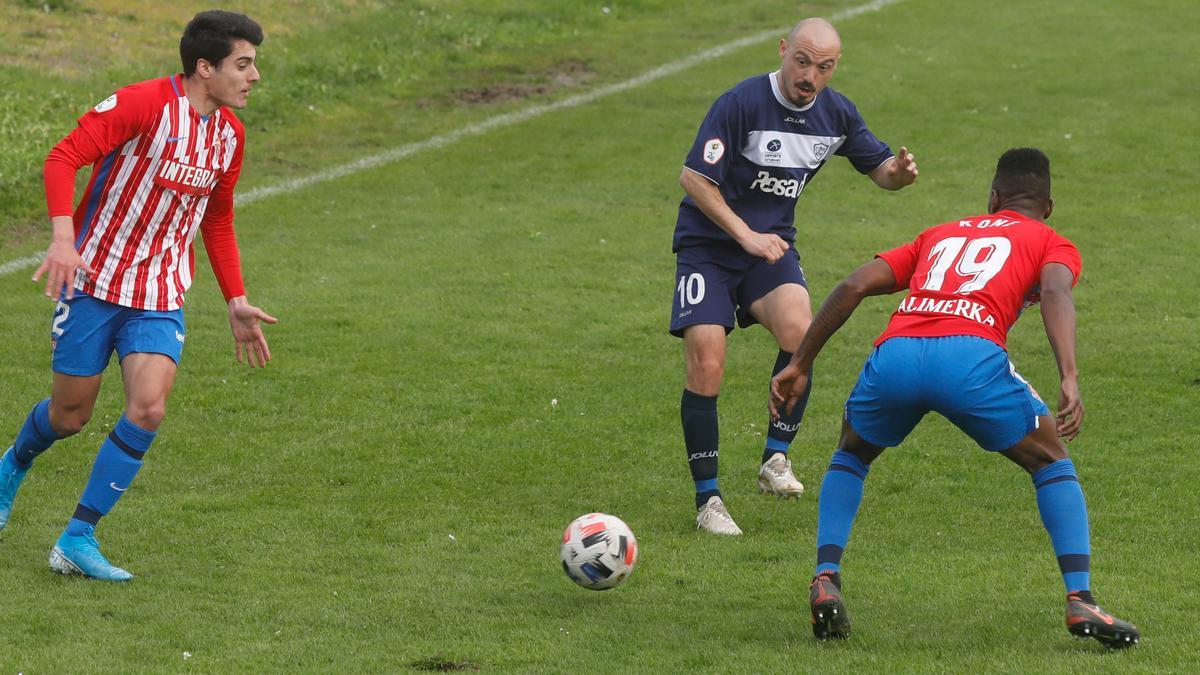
[743,131,844,169]
[764,138,784,164]
[749,170,806,198]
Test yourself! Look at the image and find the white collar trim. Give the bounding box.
[770,70,819,112]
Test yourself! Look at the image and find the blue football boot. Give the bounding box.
[0,447,29,532]
[49,527,134,581]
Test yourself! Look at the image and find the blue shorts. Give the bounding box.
[669,242,808,337]
[50,293,186,376]
[844,335,1050,452]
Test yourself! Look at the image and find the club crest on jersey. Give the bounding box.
[154,159,222,196]
[813,142,829,162]
[94,94,117,113]
[703,138,725,165]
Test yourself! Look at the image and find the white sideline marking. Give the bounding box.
[0,253,45,276]
[1,0,902,276]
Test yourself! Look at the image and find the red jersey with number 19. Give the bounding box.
[873,210,1081,349]
[44,74,247,311]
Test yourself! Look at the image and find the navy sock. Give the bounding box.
[681,389,720,509]
[1032,458,1091,593]
[12,399,58,469]
[815,450,870,575]
[1070,590,1096,605]
[763,350,811,465]
[65,415,156,537]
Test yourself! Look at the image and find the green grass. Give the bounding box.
[1,0,1198,671]
[0,0,788,246]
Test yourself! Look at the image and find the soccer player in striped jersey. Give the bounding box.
[672,18,918,535]
[0,10,276,581]
[771,148,1138,647]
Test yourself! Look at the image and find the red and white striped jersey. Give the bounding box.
[44,74,247,311]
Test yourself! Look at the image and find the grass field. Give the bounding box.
[1,0,1198,671]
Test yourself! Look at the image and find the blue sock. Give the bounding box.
[681,389,721,509]
[815,450,870,575]
[763,351,811,465]
[12,399,58,469]
[1032,458,1090,593]
[65,415,156,537]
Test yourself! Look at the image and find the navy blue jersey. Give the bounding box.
[673,72,893,251]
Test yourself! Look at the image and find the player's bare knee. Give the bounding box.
[126,402,167,431]
[1003,433,1068,474]
[50,414,88,438]
[839,425,885,466]
[48,402,91,437]
[774,319,810,352]
[686,358,724,396]
[1030,441,1069,471]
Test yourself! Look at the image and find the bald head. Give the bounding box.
[777,17,841,106]
[787,17,841,51]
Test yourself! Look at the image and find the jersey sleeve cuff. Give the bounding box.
[874,253,908,292]
[682,164,721,186]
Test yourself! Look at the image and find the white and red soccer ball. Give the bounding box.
[560,513,638,590]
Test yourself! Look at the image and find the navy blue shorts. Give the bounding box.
[669,242,808,337]
[844,335,1050,452]
[50,293,186,376]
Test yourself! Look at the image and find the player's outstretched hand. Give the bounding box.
[770,363,810,421]
[1055,376,1084,441]
[890,146,919,187]
[33,239,94,300]
[740,231,790,264]
[227,296,278,368]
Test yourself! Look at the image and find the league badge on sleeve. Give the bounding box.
[703,138,725,165]
[94,94,118,113]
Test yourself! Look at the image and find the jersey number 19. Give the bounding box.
[920,236,1011,294]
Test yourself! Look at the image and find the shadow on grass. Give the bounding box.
[410,653,483,671]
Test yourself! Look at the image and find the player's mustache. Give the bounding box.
[795,80,815,90]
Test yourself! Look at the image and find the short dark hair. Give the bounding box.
[180,10,263,77]
[992,147,1051,203]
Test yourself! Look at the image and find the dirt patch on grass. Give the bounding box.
[454,59,595,105]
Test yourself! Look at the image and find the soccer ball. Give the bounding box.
[560,513,638,590]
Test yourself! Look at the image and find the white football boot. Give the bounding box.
[757,452,804,498]
[696,495,743,535]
